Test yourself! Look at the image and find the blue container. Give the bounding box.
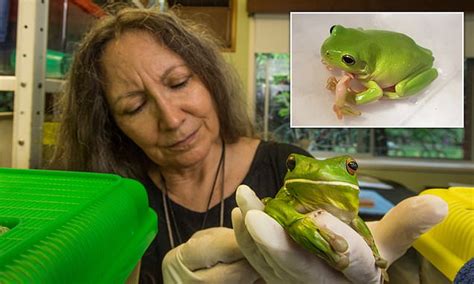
[0,0,10,43]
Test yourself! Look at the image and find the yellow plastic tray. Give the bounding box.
[412,187,474,281]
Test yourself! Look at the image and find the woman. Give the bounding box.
[52,6,447,284]
[52,7,309,283]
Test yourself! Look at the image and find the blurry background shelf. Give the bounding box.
[0,76,64,93]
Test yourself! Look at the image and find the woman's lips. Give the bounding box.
[167,127,199,149]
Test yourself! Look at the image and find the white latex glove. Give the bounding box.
[232,185,447,284]
[162,227,262,283]
[366,193,448,265]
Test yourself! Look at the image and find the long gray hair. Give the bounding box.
[51,7,256,179]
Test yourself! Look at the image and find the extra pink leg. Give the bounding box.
[332,73,361,119]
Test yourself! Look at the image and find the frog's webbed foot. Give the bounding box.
[326,76,338,92]
[333,104,362,120]
[331,73,362,119]
[288,210,350,270]
[350,216,389,275]
[264,199,350,270]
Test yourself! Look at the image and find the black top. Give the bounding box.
[138,141,310,283]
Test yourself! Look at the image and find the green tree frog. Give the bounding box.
[263,154,387,272]
[321,25,438,119]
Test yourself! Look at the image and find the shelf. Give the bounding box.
[0,76,15,92]
[45,78,65,93]
[0,77,64,93]
[0,112,13,117]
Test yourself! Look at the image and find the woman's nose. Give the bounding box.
[155,98,185,131]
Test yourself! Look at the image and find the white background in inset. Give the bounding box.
[290,12,464,128]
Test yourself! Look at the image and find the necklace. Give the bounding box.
[161,138,226,249]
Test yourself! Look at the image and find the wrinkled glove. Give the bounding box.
[232,185,447,284]
[162,227,262,283]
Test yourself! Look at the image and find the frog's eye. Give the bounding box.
[346,159,358,175]
[342,55,355,65]
[286,155,296,171]
[330,25,336,34]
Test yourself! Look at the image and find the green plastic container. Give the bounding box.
[0,168,158,283]
[10,49,72,78]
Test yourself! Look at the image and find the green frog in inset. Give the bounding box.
[320,25,438,119]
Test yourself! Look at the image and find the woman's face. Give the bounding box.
[101,30,220,168]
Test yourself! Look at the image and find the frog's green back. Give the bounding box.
[362,28,435,79]
[321,25,435,86]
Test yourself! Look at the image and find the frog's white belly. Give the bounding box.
[285,179,359,190]
[285,179,360,223]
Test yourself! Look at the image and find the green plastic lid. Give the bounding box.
[0,168,158,283]
[10,49,72,79]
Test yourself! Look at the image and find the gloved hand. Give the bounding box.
[366,192,448,265]
[162,227,262,283]
[232,185,447,284]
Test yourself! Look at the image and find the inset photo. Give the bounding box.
[290,12,464,127]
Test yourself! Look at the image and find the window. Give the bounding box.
[255,53,472,161]
[0,91,13,112]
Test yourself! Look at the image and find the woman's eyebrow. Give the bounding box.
[113,64,189,106]
[160,64,188,80]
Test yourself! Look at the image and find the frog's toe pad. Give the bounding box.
[334,255,350,271]
[375,257,388,269]
[326,77,338,91]
[333,105,344,120]
[341,106,361,116]
[309,211,349,253]
[331,235,349,253]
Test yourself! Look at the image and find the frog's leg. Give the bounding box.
[350,216,387,269]
[384,68,438,99]
[354,81,384,105]
[328,76,362,118]
[264,198,350,270]
[326,76,359,105]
